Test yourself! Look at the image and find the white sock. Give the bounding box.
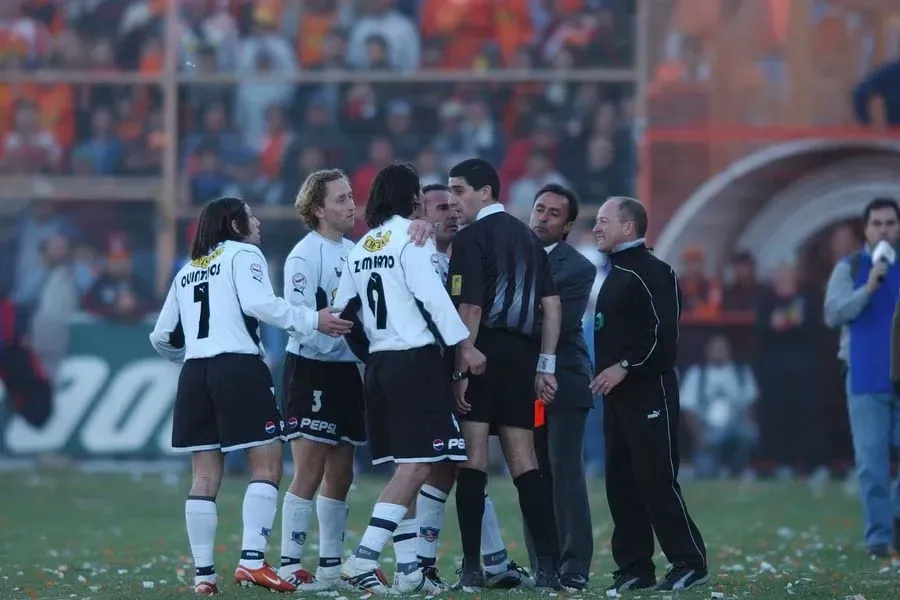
[239,481,278,570]
[280,492,313,568]
[355,503,407,569]
[393,517,420,575]
[185,497,218,583]
[415,485,448,567]
[481,494,509,574]
[317,495,349,568]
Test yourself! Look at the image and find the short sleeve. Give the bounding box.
[447,231,485,307]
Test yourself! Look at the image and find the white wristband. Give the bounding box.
[537,353,556,374]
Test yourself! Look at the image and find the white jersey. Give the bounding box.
[334,215,469,353]
[283,231,357,362]
[435,251,450,284]
[149,240,319,362]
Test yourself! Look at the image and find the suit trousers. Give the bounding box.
[604,371,707,577]
[524,406,594,577]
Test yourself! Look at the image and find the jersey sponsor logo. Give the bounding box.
[287,416,298,429]
[432,439,445,451]
[190,246,225,268]
[450,274,462,296]
[353,255,395,272]
[265,421,277,435]
[448,437,465,450]
[251,263,264,282]
[299,417,337,435]
[292,272,306,295]
[362,231,391,252]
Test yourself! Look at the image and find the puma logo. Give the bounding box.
[647,410,660,419]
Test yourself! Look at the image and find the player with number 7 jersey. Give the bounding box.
[149,197,354,596]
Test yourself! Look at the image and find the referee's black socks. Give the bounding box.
[455,467,487,565]
[514,469,560,566]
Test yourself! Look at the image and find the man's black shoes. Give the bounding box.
[607,573,656,593]
[655,564,710,591]
[559,573,588,591]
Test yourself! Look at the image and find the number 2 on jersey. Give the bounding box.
[366,273,388,329]
[193,282,210,339]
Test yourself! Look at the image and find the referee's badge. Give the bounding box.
[594,312,605,330]
[451,274,462,296]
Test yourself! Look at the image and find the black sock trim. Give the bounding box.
[241,550,265,560]
[249,479,279,490]
[280,557,301,567]
[393,532,417,543]
[369,516,400,532]
[196,565,216,576]
[420,489,447,504]
[319,557,341,568]
[187,495,216,502]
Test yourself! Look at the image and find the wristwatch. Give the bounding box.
[619,360,630,371]
[450,370,468,382]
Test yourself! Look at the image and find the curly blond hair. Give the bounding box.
[295,169,348,229]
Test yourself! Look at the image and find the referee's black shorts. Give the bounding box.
[462,328,539,430]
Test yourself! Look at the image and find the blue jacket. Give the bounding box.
[849,251,900,394]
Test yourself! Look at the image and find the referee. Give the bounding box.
[446,158,563,591]
[589,197,708,593]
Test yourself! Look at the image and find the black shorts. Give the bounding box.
[281,353,366,446]
[365,345,467,465]
[463,329,540,430]
[172,353,283,453]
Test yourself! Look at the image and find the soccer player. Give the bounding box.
[277,170,365,590]
[333,164,486,595]
[414,184,531,590]
[446,158,563,591]
[149,196,353,595]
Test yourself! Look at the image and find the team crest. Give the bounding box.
[362,231,392,252]
[594,312,605,330]
[334,267,342,277]
[250,263,264,282]
[292,272,306,294]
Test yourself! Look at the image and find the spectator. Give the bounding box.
[825,198,900,558]
[853,44,900,127]
[82,234,154,322]
[679,245,722,318]
[680,334,759,478]
[221,149,280,205]
[72,106,123,175]
[346,0,420,72]
[722,251,761,312]
[29,234,78,384]
[177,0,239,72]
[1,99,62,174]
[190,144,230,204]
[235,50,296,150]
[384,99,422,162]
[756,261,825,478]
[459,98,506,166]
[507,151,569,220]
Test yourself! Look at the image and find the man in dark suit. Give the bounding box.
[523,183,597,591]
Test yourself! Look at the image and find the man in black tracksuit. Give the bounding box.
[589,197,708,593]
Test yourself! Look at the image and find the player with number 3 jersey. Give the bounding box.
[149,197,353,595]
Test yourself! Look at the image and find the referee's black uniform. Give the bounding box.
[448,202,561,581]
[594,241,707,585]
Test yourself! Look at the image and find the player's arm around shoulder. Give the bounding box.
[148,280,186,363]
[233,246,351,337]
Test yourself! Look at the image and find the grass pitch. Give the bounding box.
[1,467,899,599]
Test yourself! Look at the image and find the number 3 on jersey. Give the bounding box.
[193,282,210,339]
[366,273,388,329]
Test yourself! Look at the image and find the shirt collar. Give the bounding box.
[475,203,505,221]
[544,243,558,254]
[610,237,646,254]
